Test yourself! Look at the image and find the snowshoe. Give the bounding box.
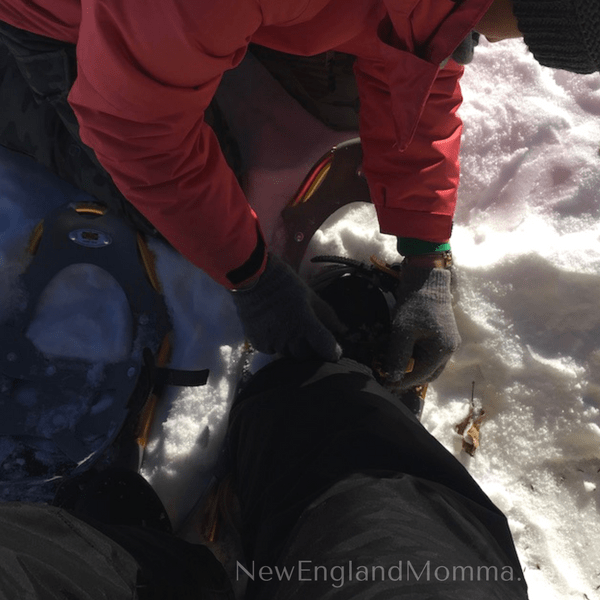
[0,202,209,501]
[276,138,426,417]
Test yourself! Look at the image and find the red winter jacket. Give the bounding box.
[0,0,493,287]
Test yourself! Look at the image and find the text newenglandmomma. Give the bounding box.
[236,560,520,588]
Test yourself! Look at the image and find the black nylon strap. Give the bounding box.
[153,366,210,388]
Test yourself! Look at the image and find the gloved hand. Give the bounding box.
[451,31,480,65]
[230,253,343,361]
[384,261,461,390]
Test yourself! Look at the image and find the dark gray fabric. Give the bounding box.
[512,0,600,73]
[0,503,138,600]
[0,487,233,600]
[385,267,461,388]
[230,253,342,360]
[451,31,480,64]
[258,475,527,600]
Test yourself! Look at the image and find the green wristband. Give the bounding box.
[397,237,451,256]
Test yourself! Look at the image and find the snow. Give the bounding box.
[1,37,600,599]
[27,264,132,362]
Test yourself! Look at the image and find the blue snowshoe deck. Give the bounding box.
[0,203,187,500]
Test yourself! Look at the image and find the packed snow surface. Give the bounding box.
[0,38,599,599]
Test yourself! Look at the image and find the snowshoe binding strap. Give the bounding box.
[309,255,398,365]
[310,255,425,418]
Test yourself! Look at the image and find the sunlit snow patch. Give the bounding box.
[26,263,132,362]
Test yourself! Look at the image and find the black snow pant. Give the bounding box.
[0,359,528,599]
[228,358,529,599]
[0,20,159,236]
[0,20,241,236]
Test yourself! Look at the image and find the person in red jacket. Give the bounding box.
[0,0,598,389]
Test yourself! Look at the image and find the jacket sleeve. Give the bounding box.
[354,52,464,243]
[68,0,265,288]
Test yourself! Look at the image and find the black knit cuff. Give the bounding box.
[226,226,267,287]
[512,0,600,74]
